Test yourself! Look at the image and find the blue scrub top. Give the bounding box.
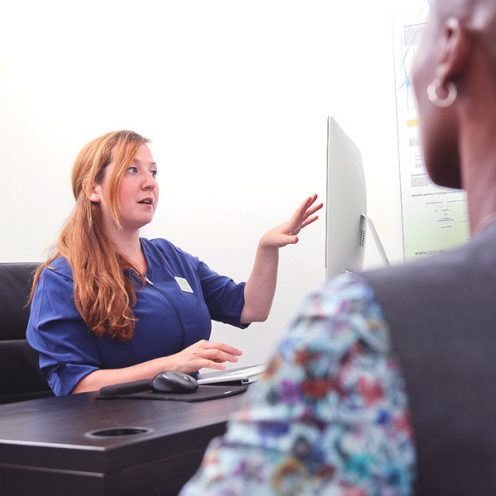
[26,238,248,396]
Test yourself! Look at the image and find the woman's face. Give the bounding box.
[95,144,160,233]
[411,10,462,188]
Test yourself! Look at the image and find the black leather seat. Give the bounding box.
[0,263,52,403]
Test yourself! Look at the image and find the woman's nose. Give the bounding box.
[142,172,157,190]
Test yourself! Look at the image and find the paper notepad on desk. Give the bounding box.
[197,364,266,385]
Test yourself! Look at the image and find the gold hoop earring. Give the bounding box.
[426,79,457,108]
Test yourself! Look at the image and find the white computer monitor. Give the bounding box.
[325,117,367,280]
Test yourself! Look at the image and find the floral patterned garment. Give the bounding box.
[180,272,415,496]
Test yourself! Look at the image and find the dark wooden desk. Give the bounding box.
[0,391,247,496]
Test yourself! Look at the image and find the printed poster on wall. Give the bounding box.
[392,0,469,261]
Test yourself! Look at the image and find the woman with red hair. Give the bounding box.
[27,130,321,396]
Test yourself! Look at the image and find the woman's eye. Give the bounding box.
[127,166,138,174]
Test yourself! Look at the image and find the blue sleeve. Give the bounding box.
[196,260,249,329]
[26,266,100,396]
[179,273,415,495]
[148,238,249,329]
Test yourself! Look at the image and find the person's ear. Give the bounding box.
[436,17,471,84]
[82,178,101,203]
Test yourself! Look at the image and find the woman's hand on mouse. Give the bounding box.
[169,340,242,373]
[259,194,323,249]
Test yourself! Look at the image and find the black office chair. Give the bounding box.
[0,263,52,403]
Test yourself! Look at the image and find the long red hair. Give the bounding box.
[30,130,149,341]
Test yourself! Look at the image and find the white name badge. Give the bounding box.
[174,276,193,293]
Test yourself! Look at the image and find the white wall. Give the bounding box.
[0,0,402,367]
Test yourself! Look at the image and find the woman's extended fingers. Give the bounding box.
[300,213,320,230]
[195,340,242,356]
[293,194,320,216]
[299,194,320,214]
[190,342,243,370]
[172,340,243,373]
[291,194,323,231]
[189,341,242,364]
[304,197,324,219]
[201,348,239,363]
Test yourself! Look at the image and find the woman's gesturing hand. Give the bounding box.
[240,194,323,324]
[260,194,323,249]
[171,340,243,374]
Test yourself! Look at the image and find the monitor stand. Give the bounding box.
[364,215,391,267]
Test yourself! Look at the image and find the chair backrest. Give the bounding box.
[0,263,52,403]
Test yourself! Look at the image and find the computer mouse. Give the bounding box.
[151,371,199,393]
